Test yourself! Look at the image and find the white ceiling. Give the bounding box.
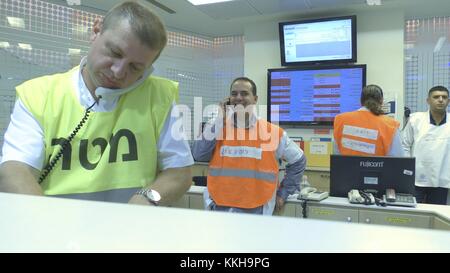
[48,0,450,37]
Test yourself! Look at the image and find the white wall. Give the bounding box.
[357,10,405,123]
[244,9,405,139]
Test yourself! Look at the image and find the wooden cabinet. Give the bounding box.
[170,193,204,210]
[189,194,205,210]
[359,209,431,228]
[170,189,204,209]
[303,204,436,229]
[432,216,450,231]
[304,169,330,192]
[175,182,450,231]
[303,204,359,223]
[274,203,296,217]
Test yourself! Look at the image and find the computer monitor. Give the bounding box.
[267,64,366,127]
[330,155,415,198]
[279,15,356,66]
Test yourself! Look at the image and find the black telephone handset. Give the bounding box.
[385,188,397,202]
[38,99,98,183]
[224,98,233,117]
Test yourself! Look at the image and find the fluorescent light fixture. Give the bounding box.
[68,48,81,55]
[433,36,446,53]
[66,0,81,5]
[366,0,381,5]
[0,42,10,48]
[7,17,25,28]
[18,43,32,50]
[186,0,235,5]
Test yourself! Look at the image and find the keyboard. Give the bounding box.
[383,194,417,207]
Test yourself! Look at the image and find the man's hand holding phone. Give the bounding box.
[219,96,233,122]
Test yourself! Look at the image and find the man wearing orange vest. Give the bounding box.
[192,77,306,215]
[333,84,404,156]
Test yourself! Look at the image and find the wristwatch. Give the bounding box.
[135,189,161,206]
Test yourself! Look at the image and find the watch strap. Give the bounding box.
[135,189,159,206]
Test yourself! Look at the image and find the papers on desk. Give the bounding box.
[304,140,332,168]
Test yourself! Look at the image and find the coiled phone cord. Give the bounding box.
[301,199,308,218]
[38,97,101,184]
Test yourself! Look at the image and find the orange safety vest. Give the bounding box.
[207,119,283,209]
[334,110,399,156]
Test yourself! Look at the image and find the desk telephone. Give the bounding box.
[348,189,375,205]
[382,188,417,207]
[298,187,329,201]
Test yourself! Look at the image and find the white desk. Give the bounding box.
[0,192,449,252]
[188,186,450,222]
[287,195,450,220]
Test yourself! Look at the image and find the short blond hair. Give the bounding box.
[102,1,167,59]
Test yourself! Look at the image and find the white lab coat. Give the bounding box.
[402,111,450,188]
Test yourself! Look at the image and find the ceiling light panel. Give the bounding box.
[18,43,32,50]
[7,17,25,29]
[187,0,235,6]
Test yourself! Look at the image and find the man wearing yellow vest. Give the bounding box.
[333,84,404,156]
[192,77,306,215]
[0,1,193,206]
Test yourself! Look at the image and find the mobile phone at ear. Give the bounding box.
[226,98,231,105]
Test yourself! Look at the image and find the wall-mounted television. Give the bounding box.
[279,15,357,66]
[267,64,366,127]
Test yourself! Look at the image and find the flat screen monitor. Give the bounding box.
[267,64,366,126]
[279,15,356,66]
[330,155,416,198]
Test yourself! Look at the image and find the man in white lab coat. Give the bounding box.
[402,85,450,205]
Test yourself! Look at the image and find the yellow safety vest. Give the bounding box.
[16,67,178,195]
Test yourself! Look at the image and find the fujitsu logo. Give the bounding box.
[360,161,384,168]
